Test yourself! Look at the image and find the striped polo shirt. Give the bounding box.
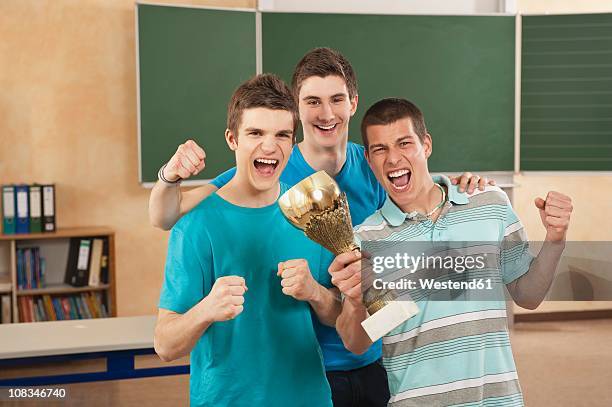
[354,175,533,407]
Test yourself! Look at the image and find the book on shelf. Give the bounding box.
[29,184,43,233]
[42,184,56,233]
[2,185,16,235]
[88,238,104,286]
[15,185,29,234]
[64,237,110,287]
[18,292,108,322]
[65,238,91,287]
[16,247,46,289]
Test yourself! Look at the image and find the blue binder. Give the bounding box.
[15,185,30,234]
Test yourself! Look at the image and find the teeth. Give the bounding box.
[316,124,336,130]
[388,169,410,178]
[255,158,277,165]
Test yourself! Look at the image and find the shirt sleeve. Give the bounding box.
[158,226,212,314]
[501,198,535,284]
[210,167,236,189]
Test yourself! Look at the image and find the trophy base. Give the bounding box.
[361,301,419,342]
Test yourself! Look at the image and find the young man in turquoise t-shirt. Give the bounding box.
[154,74,337,407]
[150,48,489,407]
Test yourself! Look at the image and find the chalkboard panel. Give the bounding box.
[263,13,516,172]
[137,4,256,183]
[521,13,612,171]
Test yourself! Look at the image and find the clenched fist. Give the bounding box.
[163,140,206,182]
[535,191,573,242]
[201,276,247,322]
[277,259,318,301]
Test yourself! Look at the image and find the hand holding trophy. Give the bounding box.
[278,171,419,342]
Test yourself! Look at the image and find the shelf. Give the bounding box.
[0,225,117,323]
[0,226,114,241]
[16,283,111,296]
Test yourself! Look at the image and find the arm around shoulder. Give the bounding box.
[149,183,217,230]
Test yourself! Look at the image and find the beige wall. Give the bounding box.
[0,0,254,316]
[518,0,612,14]
[2,0,610,316]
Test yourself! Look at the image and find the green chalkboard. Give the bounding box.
[137,4,256,183]
[262,13,516,172]
[521,13,612,171]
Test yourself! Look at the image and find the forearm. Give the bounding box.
[149,183,218,230]
[149,181,182,230]
[308,285,341,327]
[336,298,373,355]
[154,304,212,362]
[508,240,565,309]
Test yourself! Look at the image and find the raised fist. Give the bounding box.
[163,140,206,182]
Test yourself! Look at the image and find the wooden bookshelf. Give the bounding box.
[0,227,117,323]
[17,283,111,296]
[0,226,113,241]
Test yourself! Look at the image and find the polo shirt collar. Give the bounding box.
[434,175,469,205]
[380,175,469,226]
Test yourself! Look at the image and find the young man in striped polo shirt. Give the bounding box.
[330,98,573,406]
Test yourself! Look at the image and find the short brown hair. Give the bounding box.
[291,47,358,100]
[361,98,428,149]
[227,74,299,139]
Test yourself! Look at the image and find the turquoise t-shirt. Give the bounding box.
[159,185,332,407]
[212,142,386,371]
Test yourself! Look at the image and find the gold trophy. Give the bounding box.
[278,171,419,342]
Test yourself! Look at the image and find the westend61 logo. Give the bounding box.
[371,253,487,274]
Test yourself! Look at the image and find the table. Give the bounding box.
[0,316,189,385]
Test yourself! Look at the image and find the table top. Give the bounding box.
[0,316,156,359]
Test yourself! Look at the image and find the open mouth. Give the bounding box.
[387,169,411,191]
[253,158,279,177]
[314,123,337,134]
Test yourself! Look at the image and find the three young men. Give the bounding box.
[329,98,573,406]
[154,74,336,406]
[151,48,488,407]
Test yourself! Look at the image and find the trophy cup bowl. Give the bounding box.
[278,171,418,342]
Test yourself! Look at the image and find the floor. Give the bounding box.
[1,319,611,406]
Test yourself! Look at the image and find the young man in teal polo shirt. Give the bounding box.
[329,98,573,406]
[154,74,336,406]
[150,48,489,406]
